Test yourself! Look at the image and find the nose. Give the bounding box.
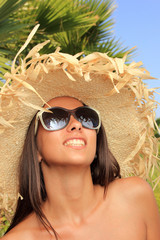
[66,115,82,132]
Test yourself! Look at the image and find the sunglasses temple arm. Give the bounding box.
[34,113,40,135]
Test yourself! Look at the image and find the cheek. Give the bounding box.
[88,132,97,160]
[77,129,96,165]
[36,127,62,161]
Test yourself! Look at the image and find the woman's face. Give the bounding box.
[36,97,97,167]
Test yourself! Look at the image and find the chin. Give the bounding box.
[63,156,94,167]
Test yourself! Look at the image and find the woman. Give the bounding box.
[0,26,160,239]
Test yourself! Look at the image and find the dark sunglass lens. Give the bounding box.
[42,108,69,130]
[76,107,99,129]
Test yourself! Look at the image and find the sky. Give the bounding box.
[112,0,160,118]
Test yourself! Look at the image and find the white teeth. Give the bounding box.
[64,139,85,146]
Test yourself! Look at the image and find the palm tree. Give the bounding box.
[0,0,28,80]
[0,0,132,82]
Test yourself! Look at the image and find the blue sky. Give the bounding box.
[112,0,160,118]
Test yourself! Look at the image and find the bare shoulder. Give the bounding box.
[109,176,160,239]
[1,230,33,240]
[111,176,153,197]
[1,213,39,240]
[109,176,159,209]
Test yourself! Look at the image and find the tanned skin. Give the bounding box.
[2,97,160,240]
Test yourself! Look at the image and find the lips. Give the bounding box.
[64,138,86,147]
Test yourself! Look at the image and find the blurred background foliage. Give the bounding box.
[0,211,10,237]
[0,0,133,80]
[0,0,159,236]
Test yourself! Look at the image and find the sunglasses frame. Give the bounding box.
[35,106,101,134]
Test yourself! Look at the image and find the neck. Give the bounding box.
[41,163,103,226]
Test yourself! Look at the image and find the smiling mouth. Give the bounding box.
[64,139,86,147]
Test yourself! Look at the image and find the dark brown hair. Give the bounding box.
[6,109,121,238]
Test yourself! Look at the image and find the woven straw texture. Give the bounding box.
[0,26,160,218]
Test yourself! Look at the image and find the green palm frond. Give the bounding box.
[34,0,98,33]
[0,0,29,79]
[49,0,134,57]
[0,0,98,78]
[0,0,27,21]
[84,38,136,59]
[80,0,116,43]
[0,54,12,80]
[0,0,136,81]
[0,0,28,40]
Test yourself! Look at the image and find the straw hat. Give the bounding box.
[0,25,159,218]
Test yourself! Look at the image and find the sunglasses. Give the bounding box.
[35,106,101,134]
